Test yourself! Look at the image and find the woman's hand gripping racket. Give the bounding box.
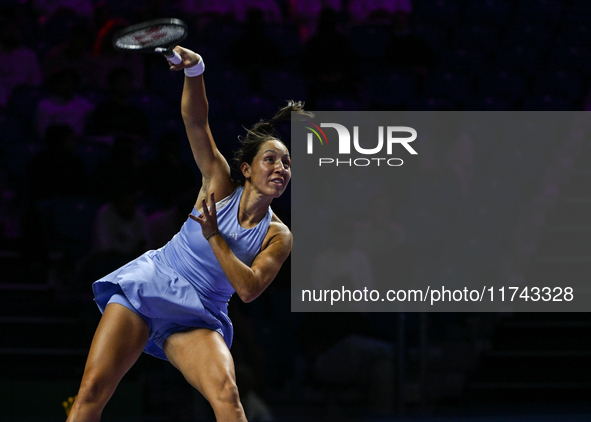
[112,18,188,65]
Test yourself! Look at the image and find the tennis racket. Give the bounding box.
[112,18,188,64]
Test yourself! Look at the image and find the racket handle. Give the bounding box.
[156,48,182,65]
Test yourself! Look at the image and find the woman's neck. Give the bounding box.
[238,185,272,226]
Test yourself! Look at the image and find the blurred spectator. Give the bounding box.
[236,364,274,421]
[92,182,149,258]
[86,67,149,140]
[89,135,143,202]
[177,0,235,31]
[21,124,84,259]
[39,5,90,50]
[0,159,21,248]
[383,10,434,77]
[135,0,170,23]
[297,312,395,413]
[140,131,195,207]
[36,69,95,137]
[307,218,394,413]
[354,192,414,286]
[229,299,274,421]
[420,115,474,198]
[91,19,145,91]
[92,0,116,33]
[348,0,412,25]
[179,0,281,31]
[289,0,342,41]
[32,0,94,20]
[228,8,283,91]
[147,191,196,249]
[0,3,41,50]
[76,136,146,284]
[354,193,406,250]
[301,8,359,100]
[42,22,95,85]
[311,226,374,302]
[234,0,283,24]
[26,124,85,202]
[0,20,42,108]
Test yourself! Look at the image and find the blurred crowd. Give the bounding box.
[1,0,590,419]
[2,0,587,265]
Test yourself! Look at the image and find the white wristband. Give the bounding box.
[184,55,204,77]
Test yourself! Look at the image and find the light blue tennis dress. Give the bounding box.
[92,186,273,360]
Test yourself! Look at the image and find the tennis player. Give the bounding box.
[66,46,306,422]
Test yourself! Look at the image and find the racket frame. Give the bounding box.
[112,18,188,54]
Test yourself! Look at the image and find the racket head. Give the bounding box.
[112,18,188,53]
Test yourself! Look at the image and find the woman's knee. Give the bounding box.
[209,373,241,409]
[76,372,117,407]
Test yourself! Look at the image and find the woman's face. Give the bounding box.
[242,139,291,198]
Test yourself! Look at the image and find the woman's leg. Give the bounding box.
[67,303,150,422]
[163,328,247,422]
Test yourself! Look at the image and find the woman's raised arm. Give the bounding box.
[169,46,233,198]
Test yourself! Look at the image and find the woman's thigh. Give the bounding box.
[81,303,150,388]
[163,328,238,399]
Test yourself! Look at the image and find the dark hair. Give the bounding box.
[232,100,313,182]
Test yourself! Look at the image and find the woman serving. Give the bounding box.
[67,45,307,422]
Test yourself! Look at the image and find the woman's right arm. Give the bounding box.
[171,46,234,200]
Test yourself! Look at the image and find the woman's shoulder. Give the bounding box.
[269,213,292,239]
[259,213,292,255]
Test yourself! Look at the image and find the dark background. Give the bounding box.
[1,0,591,421]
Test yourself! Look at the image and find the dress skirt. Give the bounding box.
[92,249,233,360]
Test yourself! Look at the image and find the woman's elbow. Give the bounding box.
[235,271,272,303]
[236,283,264,303]
[237,290,258,303]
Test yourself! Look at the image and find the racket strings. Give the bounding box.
[115,25,186,49]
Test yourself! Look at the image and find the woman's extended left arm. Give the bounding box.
[190,193,293,303]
